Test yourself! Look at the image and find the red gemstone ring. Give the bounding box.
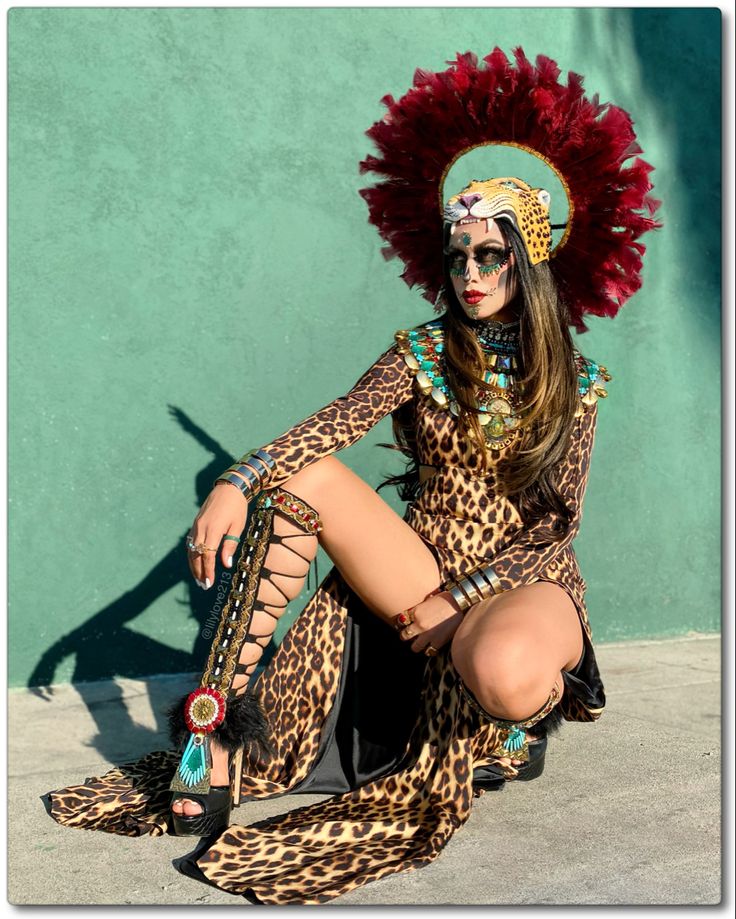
[396,609,415,628]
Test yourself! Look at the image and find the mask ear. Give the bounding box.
[538,189,551,210]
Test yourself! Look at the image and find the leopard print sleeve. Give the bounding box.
[444,402,600,605]
[253,344,414,491]
[485,401,599,591]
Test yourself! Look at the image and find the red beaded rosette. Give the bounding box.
[184,687,227,734]
[359,46,661,331]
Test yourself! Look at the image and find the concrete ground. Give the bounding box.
[8,635,721,906]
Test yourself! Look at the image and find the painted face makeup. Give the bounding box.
[446,218,518,321]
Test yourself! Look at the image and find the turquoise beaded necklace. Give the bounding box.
[395,318,612,448]
[395,318,524,451]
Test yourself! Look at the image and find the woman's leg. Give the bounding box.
[230,455,443,689]
[450,580,584,768]
[173,455,442,815]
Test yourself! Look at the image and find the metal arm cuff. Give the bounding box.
[239,448,275,481]
[446,562,503,613]
[214,448,276,498]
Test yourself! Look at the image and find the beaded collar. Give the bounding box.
[394,319,612,452]
[395,319,523,451]
[471,318,521,355]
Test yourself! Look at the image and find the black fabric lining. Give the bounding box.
[291,577,426,795]
[288,578,603,797]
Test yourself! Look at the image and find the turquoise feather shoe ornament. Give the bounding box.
[170,687,227,795]
[503,726,527,755]
[459,679,563,766]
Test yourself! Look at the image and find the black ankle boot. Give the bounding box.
[471,734,549,792]
[461,678,563,794]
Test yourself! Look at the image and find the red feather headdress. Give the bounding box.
[359,47,661,331]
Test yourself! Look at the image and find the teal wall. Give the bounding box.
[9,8,721,688]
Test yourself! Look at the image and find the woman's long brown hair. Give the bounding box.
[378,220,579,538]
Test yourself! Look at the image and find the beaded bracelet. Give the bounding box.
[446,562,503,612]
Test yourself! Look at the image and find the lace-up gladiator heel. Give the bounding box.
[168,487,322,836]
[462,680,564,793]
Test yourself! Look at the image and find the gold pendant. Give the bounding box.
[477,391,522,451]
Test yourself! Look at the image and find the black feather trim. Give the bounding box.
[166,692,192,750]
[167,690,272,759]
[215,690,273,757]
[533,705,564,738]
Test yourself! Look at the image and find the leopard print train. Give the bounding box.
[44,318,608,903]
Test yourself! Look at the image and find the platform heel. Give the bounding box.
[463,680,563,794]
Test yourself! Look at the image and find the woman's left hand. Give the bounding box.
[396,591,464,654]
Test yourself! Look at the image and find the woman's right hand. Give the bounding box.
[186,482,250,589]
[396,591,464,654]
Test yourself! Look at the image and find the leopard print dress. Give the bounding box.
[44,318,608,904]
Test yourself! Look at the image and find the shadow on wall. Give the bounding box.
[629,7,721,334]
[577,8,720,333]
[25,407,293,761]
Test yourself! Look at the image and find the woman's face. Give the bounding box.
[446,218,519,322]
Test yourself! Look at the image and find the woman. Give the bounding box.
[45,49,658,904]
[171,175,602,821]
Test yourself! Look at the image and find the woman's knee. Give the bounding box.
[451,632,558,721]
[283,455,341,492]
[278,455,355,513]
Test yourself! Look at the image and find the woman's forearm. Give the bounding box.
[218,344,415,497]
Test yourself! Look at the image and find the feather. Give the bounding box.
[167,690,272,760]
[358,45,661,327]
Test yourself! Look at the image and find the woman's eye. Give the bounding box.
[448,254,466,271]
[478,248,506,267]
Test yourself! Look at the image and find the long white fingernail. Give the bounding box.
[205,577,211,589]
[226,556,233,568]
[195,579,204,589]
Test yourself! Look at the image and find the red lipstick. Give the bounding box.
[462,290,486,305]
